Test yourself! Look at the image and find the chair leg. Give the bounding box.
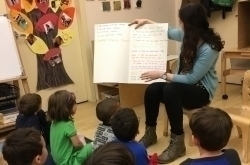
[163,112,169,137]
[241,126,250,163]
[237,126,242,138]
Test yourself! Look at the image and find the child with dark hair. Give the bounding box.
[87,141,136,165]
[93,98,120,150]
[2,128,48,165]
[16,93,51,144]
[111,108,149,165]
[180,106,241,165]
[48,90,93,165]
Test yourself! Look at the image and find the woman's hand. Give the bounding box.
[140,71,164,82]
[129,19,156,29]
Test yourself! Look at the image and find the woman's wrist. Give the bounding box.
[166,73,174,81]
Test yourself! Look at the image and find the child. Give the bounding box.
[87,141,136,165]
[16,93,51,144]
[2,128,48,165]
[180,106,241,165]
[111,108,150,165]
[93,98,120,150]
[48,90,93,165]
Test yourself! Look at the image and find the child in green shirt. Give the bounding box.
[48,90,93,165]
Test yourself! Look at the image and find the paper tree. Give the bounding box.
[6,0,76,91]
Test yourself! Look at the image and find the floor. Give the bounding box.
[0,84,247,165]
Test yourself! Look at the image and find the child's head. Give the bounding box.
[96,98,120,123]
[86,141,135,165]
[2,128,48,165]
[111,108,139,142]
[47,90,76,121]
[17,93,42,116]
[190,106,233,152]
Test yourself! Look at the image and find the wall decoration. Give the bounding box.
[25,34,49,54]
[56,29,76,46]
[8,9,33,34]
[58,7,75,30]
[136,0,142,8]
[124,0,131,9]
[49,0,61,13]
[35,13,58,32]
[6,0,21,11]
[113,1,121,10]
[6,0,74,90]
[60,0,72,10]
[102,1,111,11]
[36,0,49,13]
[22,0,36,12]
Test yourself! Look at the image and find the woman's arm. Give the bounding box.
[167,47,219,84]
[168,27,183,42]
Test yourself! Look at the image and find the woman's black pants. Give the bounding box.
[144,82,210,135]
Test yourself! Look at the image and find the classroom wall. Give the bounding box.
[84,0,178,55]
[0,0,96,110]
[174,0,242,84]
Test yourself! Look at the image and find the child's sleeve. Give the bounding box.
[65,121,77,138]
[37,109,51,127]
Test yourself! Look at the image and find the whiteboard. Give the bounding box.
[0,16,22,81]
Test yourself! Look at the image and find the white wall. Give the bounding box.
[84,0,177,55]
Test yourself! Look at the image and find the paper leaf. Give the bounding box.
[22,0,36,13]
[58,7,75,30]
[36,0,49,13]
[8,9,33,34]
[49,0,61,13]
[25,34,49,54]
[56,29,76,46]
[35,13,58,33]
[5,0,21,11]
[43,48,61,61]
[60,0,72,10]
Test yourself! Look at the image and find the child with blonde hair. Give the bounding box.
[48,90,93,165]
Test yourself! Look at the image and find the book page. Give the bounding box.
[128,23,168,84]
[93,23,130,83]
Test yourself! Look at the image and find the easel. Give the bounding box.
[0,14,30,133]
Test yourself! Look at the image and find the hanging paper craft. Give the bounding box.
[22,0,36,13]
[43,48,62,66]
[5,0,21,11]
[60,0,72,10]
[25,34,49,54]
[113,1,121,10]
[35,13,58,33]
[124,0,131,9]
[56,29,76,46]
[49,0,61,13]
[8,9,33,34]
[135,0,142,8]
[58,7,75,30]
[36,0,49,13]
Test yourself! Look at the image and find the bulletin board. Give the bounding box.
[84,0,178,55]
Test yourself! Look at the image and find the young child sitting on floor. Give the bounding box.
[2,128,48,165]
[48,90,93,165]
[180,106,241,165]
[111,108,150,165]
[16,93,51,144]
[93,98,120,150]
[87,141,136,165]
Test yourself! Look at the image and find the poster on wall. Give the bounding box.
[6,0,77,91]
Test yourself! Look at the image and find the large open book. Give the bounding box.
[93,23,168,84]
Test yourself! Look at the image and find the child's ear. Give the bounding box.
[33,155,42,165]
[192,135,199,146]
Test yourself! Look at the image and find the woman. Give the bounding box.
[129,3,224,164]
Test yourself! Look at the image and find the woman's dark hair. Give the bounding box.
[47,90,76,121]
[86,141,136,165]
[179,3,225,72]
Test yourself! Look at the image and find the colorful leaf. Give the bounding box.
[56,29,76,46]
[25,34,49,54]
[58,7,75,30]
[35,13,58,33]
[49,0,61,13]
[60,0,72,10]
[5,0,21,11]
[43,48,61,61]
[22,0,36,13]
[36,0,49,14]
